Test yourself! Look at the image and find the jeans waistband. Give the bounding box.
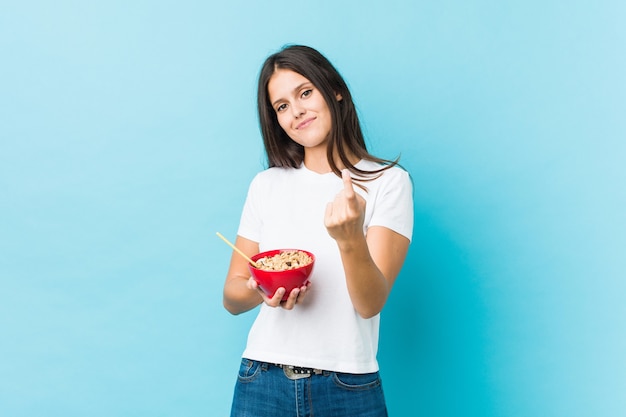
[266,362,328,380]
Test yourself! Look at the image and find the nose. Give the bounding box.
[291,103,305,118]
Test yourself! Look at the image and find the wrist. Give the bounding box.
[335,233,368,254]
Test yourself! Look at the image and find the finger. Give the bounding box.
[271,287,286,303]
[297,284,308,302]
[281,288,301,310]
[262,287,284,307]
[255,286,271,303]
[342,169,355,199]
[247,277,259,290]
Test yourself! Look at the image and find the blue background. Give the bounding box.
[1,1,624,416]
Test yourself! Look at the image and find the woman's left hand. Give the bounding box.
[324,169,366,243]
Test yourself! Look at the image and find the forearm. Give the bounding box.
[222,236,263,315]
[337,235,390,319]
[223,275,263,315]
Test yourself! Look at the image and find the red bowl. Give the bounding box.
[248,249,315,301]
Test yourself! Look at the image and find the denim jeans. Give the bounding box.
[230,358,388,417]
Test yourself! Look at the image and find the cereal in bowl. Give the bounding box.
[255,250,312,271]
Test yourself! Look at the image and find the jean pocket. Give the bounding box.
[332,371,382,391]
[237,358,262,383]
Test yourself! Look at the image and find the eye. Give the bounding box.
[276,103,287,113]
[301,89,313,98]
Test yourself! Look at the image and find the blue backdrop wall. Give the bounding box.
[1,1,624,416]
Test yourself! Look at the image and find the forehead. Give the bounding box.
[267,69,312,101]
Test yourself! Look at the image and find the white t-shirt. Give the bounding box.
[237,160,413,373]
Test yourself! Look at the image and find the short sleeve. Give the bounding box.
[237,173,263,243]
[368,168,414,242]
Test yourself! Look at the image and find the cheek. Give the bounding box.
[276,114,291,131]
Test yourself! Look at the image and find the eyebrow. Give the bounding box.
[271,82,311,107]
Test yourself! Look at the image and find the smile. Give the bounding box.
[296,117,316,130]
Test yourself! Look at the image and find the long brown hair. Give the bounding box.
[257,45,399,182]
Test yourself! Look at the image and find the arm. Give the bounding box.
[222,236,263,315]
[325,170,410,318]
[222,235,310,315]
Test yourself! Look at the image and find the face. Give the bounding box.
[267,69,338,151]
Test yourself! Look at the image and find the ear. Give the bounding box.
[335,92,343,101]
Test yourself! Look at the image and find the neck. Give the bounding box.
[303,147,359,174]
[303,148,331,174]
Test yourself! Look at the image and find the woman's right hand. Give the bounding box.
[223,235,309,314]
[247,277,309,310]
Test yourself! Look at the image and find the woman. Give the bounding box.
[223,45,413,417]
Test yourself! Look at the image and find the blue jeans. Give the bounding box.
[230,359,388,417]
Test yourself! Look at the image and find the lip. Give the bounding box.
[296,117,316,130]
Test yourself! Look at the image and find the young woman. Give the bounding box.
[223,45,413,417]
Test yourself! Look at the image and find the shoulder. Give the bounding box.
[248,166,301,192]
[359,161,414,240]
[252,166,296,182]
[356,160,412,186]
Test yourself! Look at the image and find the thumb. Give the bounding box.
[323,201,333,227]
